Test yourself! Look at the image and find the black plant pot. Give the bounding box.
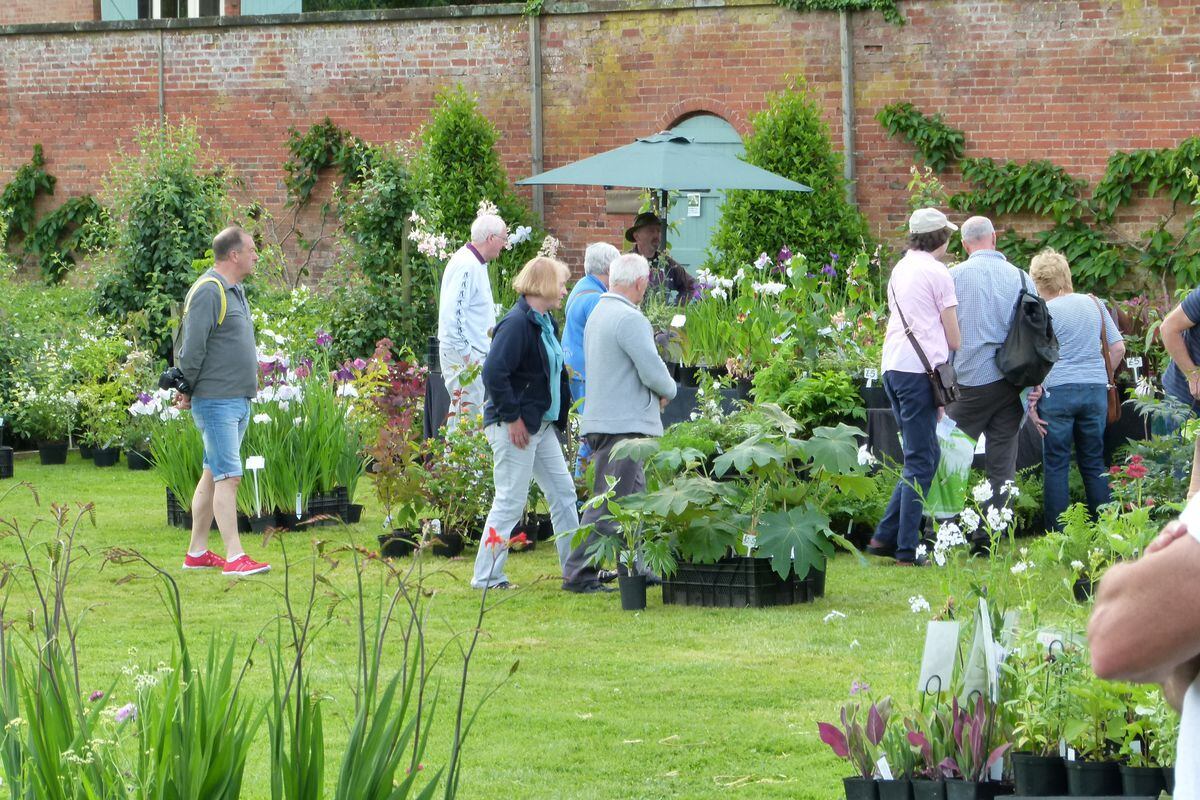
[805,562,827,599]
[378,530,418,558]
[38,441,68,465]
[1064,759,1121,796]
[0,447,12,480]
[430,530,465,558]
[877,779,912,800]
[1011,752,1067,796]
[79,444,94,459]
[345,504,363,524]
[1072,575,1096,602]
[126,449,153,470]
[1164,765,1175,794]
[734,377,754,400]
[910,780,945,800]
[618,574,647,611]
[943,780,1012,800]
[92,447,120,467]
[844,777,879,800]
[534,513,555,541]
[678,365,702,388]
[245,514,273,535]
[1119,764,1166,796]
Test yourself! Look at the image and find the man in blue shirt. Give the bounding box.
[560,242,619,492]
[1159,288,1200,497]
[562,242,620,405]
[947,216,1036,536]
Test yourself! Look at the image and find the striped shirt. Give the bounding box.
[1042,294,1122,388]
[949,250,1036,386]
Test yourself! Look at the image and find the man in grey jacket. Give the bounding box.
[562,253,677,593]
[175,226,270,576]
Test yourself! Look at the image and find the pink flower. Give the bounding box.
[88,690,104,702]
[115,702,137,723]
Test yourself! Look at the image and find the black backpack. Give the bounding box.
[995,271,1059,387]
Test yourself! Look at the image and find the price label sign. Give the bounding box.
[741,533,757,549]
[1125,356,1143,381]
[863,368,879,388]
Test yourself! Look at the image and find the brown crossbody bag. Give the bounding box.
[890,286,960,407]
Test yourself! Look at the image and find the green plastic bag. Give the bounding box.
[926,427,976,518]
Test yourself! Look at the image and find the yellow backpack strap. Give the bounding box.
[183,276,227,325]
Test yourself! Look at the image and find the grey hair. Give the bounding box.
[609,253,650,287]
[470,213,507,243]
[960,216,995,244]
[583,242,620,277]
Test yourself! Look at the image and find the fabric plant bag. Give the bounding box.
[926,421,977,518]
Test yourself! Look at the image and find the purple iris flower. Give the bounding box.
[335,366,354,382]
[778,246,792,263]
[352,358,368,371]
[821,264,838,277]
[137,392,152,405]
[315,329,332,348]
[830,252,840,262]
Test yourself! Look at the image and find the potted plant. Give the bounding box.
[369,421,429,559]
[125,390,165,470]
[1115,684,1171,796]
[577,473,678,612]
[1002,641,1076,796]
[423,419,493,557]
[1062,677,1124,796]
[906,708,956,800]
[77,379,129,467]
[939,696,1012,800]
[878,716,918,800]
[818,688,893,800]
[9,381,77,464]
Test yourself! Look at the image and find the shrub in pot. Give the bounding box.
[10,380,77,463]
[818,689,892,800]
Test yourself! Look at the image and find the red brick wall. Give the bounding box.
[0,0,96,25]
[3,0,1200,274]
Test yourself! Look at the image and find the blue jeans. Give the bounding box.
[874,371,940,561]
[1040,383,1110,531]
[568,377,592,475]
[190,397,250,481]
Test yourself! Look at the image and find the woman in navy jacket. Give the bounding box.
[471,256,577,590]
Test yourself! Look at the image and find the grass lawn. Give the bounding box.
[0,451,1085,799]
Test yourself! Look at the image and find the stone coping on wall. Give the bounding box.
[0,0,775,36]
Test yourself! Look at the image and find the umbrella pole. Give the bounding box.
[657,188,668,254]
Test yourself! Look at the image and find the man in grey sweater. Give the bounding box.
[562,253,677,593]
[175,226,270,576]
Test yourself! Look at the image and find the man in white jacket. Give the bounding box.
[437,214,508,430]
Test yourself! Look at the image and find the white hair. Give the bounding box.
[583,242,620,277]
[470,213,507,243]
[609,253,650,287]
[960,216,995,244]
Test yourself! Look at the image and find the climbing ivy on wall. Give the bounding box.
[0,145,56,250]
[876,103,964,173]
[774,0,903,25]
[878,104,1200,294]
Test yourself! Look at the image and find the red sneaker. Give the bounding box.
[182,551,227,570]
[222,554,271,576]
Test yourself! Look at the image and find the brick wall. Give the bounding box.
[3,0,1200,275]
[0,0,96,25]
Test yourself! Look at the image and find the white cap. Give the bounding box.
[909,208,958,234]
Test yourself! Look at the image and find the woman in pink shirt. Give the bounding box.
[866,209,962,566]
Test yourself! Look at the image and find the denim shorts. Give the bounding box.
[190,397,250,481]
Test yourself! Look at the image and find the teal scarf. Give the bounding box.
[531,309,563,422]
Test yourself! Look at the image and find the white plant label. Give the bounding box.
[295,492,303,519]
[1126,356,1143,381]
[1067,747,1077,762]
[875,756,893,781]
[245,455,265,470]
[1059,739,1067,758]
[918,620,959,695]
[244,456,265,517]
[741,533,757,550]
[1130,740,1142,756]
[863,368,878,388]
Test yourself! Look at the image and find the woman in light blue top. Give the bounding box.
[1027,249,1125,531]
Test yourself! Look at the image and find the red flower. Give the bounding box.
[509,532,529,549]
[484,527,503,548]
[1109,465,1122,476]
[1146,498,1157,506]
[1130,454,1144,465]
[1125,464,1149,480]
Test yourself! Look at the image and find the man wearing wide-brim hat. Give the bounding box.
[625,211,696,305]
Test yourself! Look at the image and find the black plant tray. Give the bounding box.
[662,555,810,608]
